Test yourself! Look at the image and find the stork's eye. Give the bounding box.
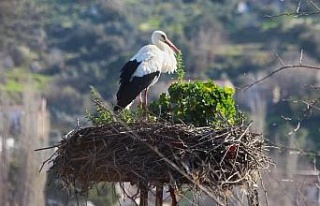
[161,34,166,40]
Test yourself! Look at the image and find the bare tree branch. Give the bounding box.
[266,139,320,157]
[265,0,320,18]
[306,85,320,90]
[296,0,302,13]
[307,0,320,11]
[240,64,320,91]
[283,98,320,112]
[264,11,320,18]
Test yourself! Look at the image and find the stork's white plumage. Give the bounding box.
[114,30,180,112]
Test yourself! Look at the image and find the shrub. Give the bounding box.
[150,80,236,127]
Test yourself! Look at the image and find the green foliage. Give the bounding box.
[150,80,236,127]
[86,87,113,125]
[175,52,185,81]
[86,86,151,125]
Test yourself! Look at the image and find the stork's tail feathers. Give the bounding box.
[114,101,133,113]
[113,105,127,114]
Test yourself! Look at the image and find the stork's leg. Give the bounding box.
[139,92,143,109]
[144,87,149,108]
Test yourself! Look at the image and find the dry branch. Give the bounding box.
[240,64,320,91]
[264,11,320,18]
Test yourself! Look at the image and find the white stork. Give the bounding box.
[114,30,180,112]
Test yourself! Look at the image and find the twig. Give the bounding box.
[275,54,285,67]
[307,0,320,11]
[299,49,303,65]
[283,98,320,112]
[240,64,320,90]
[119,183,139,206]
[265,139,320,157]
[306,85,320,90]
[259,171,269,206]
[38,151,56,172]
[34,145,59,151]
[264,11,320,18]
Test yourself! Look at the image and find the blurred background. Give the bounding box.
[1,0,320,205]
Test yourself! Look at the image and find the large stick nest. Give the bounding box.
[47,121,271,194]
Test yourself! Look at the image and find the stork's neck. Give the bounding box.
[155,41,174,58]
[154,41,177,74]
[154,41,171,52]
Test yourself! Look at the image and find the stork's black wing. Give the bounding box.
[114,71,160,111]
[119,60,141,83]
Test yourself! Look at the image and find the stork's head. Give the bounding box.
[151,30,180,53]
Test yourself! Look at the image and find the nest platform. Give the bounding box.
[45,121,271,196]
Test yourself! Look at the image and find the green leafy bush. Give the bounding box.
[150,80,236,127]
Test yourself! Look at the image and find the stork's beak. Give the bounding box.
[165,39,180,54]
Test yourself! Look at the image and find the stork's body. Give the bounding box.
[114,31,179,112]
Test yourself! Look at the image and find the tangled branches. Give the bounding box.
[45,121,272,199]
